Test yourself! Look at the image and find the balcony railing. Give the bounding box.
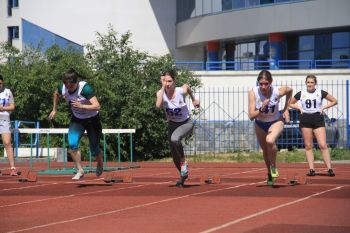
[175,59,350,71]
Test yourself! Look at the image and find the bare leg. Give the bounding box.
[313,127,332,169]
[70,149,84,173]
[2,133,15,168]
[301,128,315,170]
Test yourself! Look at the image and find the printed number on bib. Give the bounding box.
[166,108,182,116]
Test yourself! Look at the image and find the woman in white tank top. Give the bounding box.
[289,75,337,177]
[248,70,293,185]
[156,70,200,187]
[0,74,17,176]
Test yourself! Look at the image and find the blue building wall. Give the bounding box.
[22,19,83,53]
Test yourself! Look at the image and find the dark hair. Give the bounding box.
[305,74,317,84]
[62,68,84,83]
[162,69,176,81]
[257,70,273,83]
[0,74,3,81]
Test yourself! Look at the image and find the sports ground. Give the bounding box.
[1,161,350,233]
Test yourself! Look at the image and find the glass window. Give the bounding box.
[233,0,245,9]
[222,0,232,10]
[13,0,19,7]
[247,0,259,7]
[213,0,222,13]
[8,26,19,40]
[203,0,212,14]
[299,35,314,51]
[260,0,274,4]
[332,32,350,48]
[332,48,350,60]
[195,0,203,16]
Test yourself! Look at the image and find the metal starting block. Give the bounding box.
[200,175,221,184]
[272,175,307,187]
[18,170,37,182]
[103,171,133,183]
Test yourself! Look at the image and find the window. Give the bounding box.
[7,0,19,16]
[8,26,19,44]
[332,32,350,61]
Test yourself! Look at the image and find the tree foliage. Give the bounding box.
[0,26,201,160]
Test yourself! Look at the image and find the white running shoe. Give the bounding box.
[72,171,84,180]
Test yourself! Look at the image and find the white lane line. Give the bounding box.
[6,181,264,233]
[200,185,346,233]
[0,181,171,208]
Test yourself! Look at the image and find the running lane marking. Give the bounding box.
[7,182,263,233]
[200,185,345,233]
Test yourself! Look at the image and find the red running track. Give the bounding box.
[0,162,349,233]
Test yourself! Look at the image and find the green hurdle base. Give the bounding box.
[37,165,141,175]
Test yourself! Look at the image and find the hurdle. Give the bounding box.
[13,128,138,174]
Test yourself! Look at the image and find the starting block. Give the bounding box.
[200,175,221,184]
[18,170,37,182]
[271,175,307,187]
[103,171,133,183]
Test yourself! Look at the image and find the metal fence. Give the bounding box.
[184,80,350,154]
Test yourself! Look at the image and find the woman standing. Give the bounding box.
[289,75,337,177]
[248,70,293,185]
[156,70,200,187]
[0,74,17,176]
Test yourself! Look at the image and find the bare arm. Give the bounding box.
[248,89,260,121]
[71,96,101,111]
[48,90,60,120]
[289,97,303,112]
[156,87,165,108]
[0,103,15,112]
[183,84,200,108]
[321,93,337,112]
[279,86,293,113]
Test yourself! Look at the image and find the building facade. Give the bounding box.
[1,0,350,67]
[176,0,350,69]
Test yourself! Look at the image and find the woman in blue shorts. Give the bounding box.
[248,70,293,185]
[156,70,200,187]
[289,75,337,177]
[49,68,103,180]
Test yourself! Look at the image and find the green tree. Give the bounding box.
[0,26,201,161]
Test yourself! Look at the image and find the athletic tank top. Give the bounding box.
[298,88,326,114]
[162,87,190,122]
[60,81,98,119]
[0,88,14,121]
[253,85,281,122]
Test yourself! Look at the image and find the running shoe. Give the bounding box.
[270,166,279,178]
[96,163,103,177]
[306,169,316,176]
[327,169,335,177]
[72,171,84,180]
[180,161,188,177]
[267,173,274,186]
[10,168,18,176]
[176,174,188,187]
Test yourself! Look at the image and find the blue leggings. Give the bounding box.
[68,114,102,157]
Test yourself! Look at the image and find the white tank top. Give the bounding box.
[299,88,323,114]
[0,88,14,121]
[253,85,281,122]
[162,87,190,122]
[61,81,98,119]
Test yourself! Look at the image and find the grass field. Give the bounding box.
[157,148,350,163]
